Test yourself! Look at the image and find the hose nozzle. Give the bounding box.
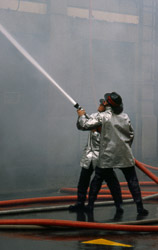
[74,103,82,110]
[74,103,89,118]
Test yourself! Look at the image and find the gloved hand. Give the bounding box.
[77,109,86,117]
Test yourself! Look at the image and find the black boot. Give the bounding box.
[137,202,149,216]
[77,211,86,221]
[116,206,124,215]
[85,204,94,212]
[114,205,124,220]
[137,208,149,216]
[69,203,85,212]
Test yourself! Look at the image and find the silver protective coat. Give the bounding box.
[78,106,135,169]
[77,113,100,169]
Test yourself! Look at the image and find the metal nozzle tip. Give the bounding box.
[74,103,81,109]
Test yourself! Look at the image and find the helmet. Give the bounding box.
[100,92,123,114]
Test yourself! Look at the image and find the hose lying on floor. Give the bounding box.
[0,193,157,216]
[0,192,157,208]
[101,181,156,188]
[0,219,158,232]
[0,160,157,214]
[60,187,157,195]
[0,160,157,232]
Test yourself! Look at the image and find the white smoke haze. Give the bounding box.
[0,1,157,196]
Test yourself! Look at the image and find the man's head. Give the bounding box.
[100,92,123,114]
[98,103,106,113]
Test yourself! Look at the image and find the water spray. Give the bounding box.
[0,24,82,110]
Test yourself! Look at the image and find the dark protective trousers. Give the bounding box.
[88,166,123,208]
[120,166,143,205]
[77,163,94,205]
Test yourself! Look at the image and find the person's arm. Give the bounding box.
[77,110,102,130]
[76,113,90,130]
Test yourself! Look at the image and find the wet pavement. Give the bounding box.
[0,187,157,250]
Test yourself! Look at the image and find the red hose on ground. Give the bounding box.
[0,193,157,207]
[0,162,156,234]
[0,219,158,232]
[0,196,76,207]
[135,159,158,184]
[101,181,156,188]
[0,161,157,232]
[62,181,156,192]
[60,187,157,195]
[0,194,152,207]
[0,160,157,207]
[0,196,79,206]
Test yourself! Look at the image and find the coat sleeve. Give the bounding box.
[76,114,90,130]
[76,118,85,130]
[78,113,103,130]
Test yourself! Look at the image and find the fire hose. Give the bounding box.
[0,160,157,233]
[0,219,158,232]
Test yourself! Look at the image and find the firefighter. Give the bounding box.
[77,92,148,216]
[69,102,122,214]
